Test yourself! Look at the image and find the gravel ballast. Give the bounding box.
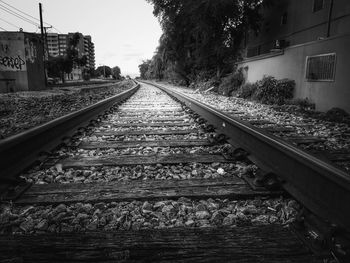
[0,197,299,234]
[0,80,134,138]
[155,81,350,172]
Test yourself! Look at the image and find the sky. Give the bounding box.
[0,0,163,77]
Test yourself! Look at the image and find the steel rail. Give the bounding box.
[140,80,350,231]
[0,83,140,183]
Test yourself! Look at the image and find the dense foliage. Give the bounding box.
[217,68,245,95]
[238,76,295,105]
[141,0,271,84]
[138,60,151,79]
[95,66,112,78]
[112,66,122,80]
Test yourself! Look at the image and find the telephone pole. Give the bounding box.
[39,3,44,42]
[39,3,47,85]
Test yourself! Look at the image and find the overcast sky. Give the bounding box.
[0,0,162,77]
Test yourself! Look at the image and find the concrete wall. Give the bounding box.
[237,33,350,112]
[0,32,28,91]
[24,33,46,91]
[0,32,45,92]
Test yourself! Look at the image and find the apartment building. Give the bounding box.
[84,35,95,70]
[46,32,95,70]
[46,33,59,57]
[238,0,350,112]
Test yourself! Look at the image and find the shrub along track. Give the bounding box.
[0,82,346,262]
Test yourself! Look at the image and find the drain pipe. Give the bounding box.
[327,0,334,37]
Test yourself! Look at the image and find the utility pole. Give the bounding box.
[39,3,44,41]
[39,3,47,85]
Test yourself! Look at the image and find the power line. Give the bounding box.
[0,4,39,27]
[0,4,39,26]
[0,17,20,29]
[0,25,7,31]
[52,26,63,34]
[0,0,42,23]
[0,1,63,34]
[0,0,60,30]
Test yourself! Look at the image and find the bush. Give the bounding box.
[189,78,219,92]
[253,76,294,105]
[325,107,350,122]
[217,68,245,96]
[276,78,295,103]
[238,83,257,99]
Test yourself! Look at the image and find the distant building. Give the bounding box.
[46,32,95,80]
[83,35,95,70]
[0,31,45,92]
[238,0,350,112]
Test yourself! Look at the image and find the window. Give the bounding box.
[313,0,324,12]
[306,53,336,81]
[281,12,288,25]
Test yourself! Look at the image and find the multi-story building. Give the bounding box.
[46,32,95,70]
[58,34,68,56]
[84,35,95,70]
[46,33,59,57]
[238,0,350,112]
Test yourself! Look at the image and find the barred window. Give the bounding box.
[313,0,324,12]
[306,53,336,81]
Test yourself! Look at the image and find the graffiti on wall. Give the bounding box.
[0,54,25,70]
[24,37,37,63]
[0,39,27,72]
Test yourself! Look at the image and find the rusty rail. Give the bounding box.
[141,80,350,232]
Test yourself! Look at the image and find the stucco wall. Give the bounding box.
[0,32,28,91]
[237,34,350,112]
[0,32,45,92]
[24,33,45,91]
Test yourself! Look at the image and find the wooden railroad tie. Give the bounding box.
[60,153,234,168]
[0,226,316,262]
[79,139,214,149]
[15,178,282,205]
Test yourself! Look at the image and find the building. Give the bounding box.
[238,0,350,112]
[84,35,95,70]
[46,32,95,80]
[46,33,59,57]
[0,31,45,92]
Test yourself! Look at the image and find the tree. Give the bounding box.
[46,32,87,82]
[65,32,87,71]
[146,0,269,84]
[96,65,112,78]
[138,60,151,79]
[112,66,121,79]
[46,56,65,80]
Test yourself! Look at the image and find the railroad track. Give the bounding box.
[221,111,350,173]
[0,81,349,262]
